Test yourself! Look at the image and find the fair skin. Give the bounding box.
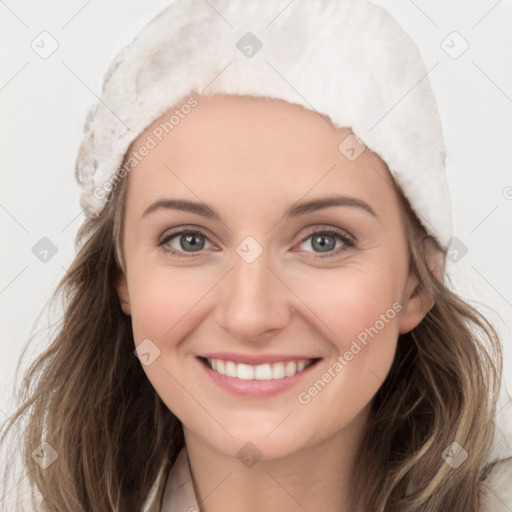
[116,94,433,512]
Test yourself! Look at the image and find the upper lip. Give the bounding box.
[199,352,321,366]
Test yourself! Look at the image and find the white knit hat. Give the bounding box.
[75,0,452,249]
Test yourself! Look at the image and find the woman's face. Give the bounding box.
[117,94,428,460]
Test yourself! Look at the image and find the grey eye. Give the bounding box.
[176,233,206,252]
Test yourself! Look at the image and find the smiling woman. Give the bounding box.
[1,1,511,512]
[116,95,417,468]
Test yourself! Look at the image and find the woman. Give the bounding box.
[2,1,511,510]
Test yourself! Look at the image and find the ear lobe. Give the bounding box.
[115,269,131,316]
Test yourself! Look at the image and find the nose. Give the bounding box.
[214,250,291,342]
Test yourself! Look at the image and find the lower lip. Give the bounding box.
[197,357,319,398]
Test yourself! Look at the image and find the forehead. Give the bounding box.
[124,94,400,219]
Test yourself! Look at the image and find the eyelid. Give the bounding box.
[292,225,356,258]
[157,224,356,258]
[298,224,356,244]
[157,226,217,257]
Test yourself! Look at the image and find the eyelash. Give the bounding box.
[157,226,355,259]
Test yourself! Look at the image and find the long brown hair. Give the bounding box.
[0,165,503,511]
[350,187,502,511]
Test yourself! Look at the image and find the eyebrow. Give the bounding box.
[141,195,377,221]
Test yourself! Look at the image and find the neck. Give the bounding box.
[183,411,368,512]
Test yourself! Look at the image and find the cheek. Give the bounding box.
[333,275,402,361]
[127,264,212,344]
[293,266,403,423]
[126,265,213,421]
[293,263,403,347]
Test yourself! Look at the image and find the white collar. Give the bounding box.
[141,447,199,512]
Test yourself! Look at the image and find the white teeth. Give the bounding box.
[272,362,286,379]
[284,361,296,377]
[237,363,255,380]
[206,358,313,380]
[225,360,237,378]
[254,363,272,380]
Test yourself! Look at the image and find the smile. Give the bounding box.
[206,358,316,380]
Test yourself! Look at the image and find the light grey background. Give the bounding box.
[1,0,512,500]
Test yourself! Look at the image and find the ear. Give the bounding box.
[115,268,131,316]
[398,239,443,334]
[398,274,433,334]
